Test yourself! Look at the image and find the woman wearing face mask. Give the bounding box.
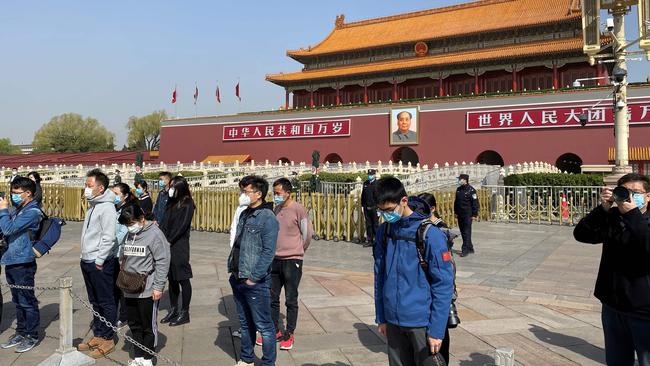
[111,183,137,329]
[159,176,195,326]
[135,181,153,218]
[117,204,170,366]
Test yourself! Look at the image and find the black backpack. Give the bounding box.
[381,219,437,281]
[28,208,66,258]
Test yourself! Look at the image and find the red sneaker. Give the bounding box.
[279,334,294,350]
[255,331,283,346]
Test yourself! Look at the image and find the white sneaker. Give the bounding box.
[127,360,142,366]
[234,361,254,366]
[139,359,153,366]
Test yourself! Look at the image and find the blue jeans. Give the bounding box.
[602,304,650,366]
[5,261,39,338]
[230,275,276,366]
[80,259,117,339]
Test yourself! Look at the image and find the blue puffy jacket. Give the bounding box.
[373,208,454,339]
[0,201,43,265]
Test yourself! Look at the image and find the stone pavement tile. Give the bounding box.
[290,348,352,365]
[448,326,493,356]
[508,304,588,329]
[456,304,489,322]
[482,332,579,366]
[566,310,603,329]
[182,327,236,363]
[519,325,605,349]
[459,297,522,319]
[542,344,605,365]
[525,297,599,312]
[347,304,375,318]
[302,295,373,309]
[317,278,368,297]
[460,317,546,336]
[309,307,365,333]
[340,344,388,366]
[298,275,333,298]
[292,330,383,356]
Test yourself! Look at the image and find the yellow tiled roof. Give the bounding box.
[609,147,650,161]
[268,37,583,83]
[287,0,581,57]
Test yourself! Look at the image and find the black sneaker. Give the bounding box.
[0,334,24,349]
[460,251,469,258]
[15,336,37,353]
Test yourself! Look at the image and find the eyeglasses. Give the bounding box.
[10,190,25,195]
[377,205,399,215]
[240,189,259,195]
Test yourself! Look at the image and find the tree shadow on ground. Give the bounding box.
[528,324,604,364]
[457,352,495,366]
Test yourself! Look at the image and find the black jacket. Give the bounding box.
[160,198,195,281]
[361,179,377,208]
[573,205,650,318]
[454,184,479,217]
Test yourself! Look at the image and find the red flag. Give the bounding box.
[235,82,241,101]
[216,86,221,103]
[171,87,177,104]
[193,85,199,105]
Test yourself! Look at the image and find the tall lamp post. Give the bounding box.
[582,0,650,183]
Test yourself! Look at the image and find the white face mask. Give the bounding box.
[84,187,95,200]
[239,193,251,206]
[127,223,142,234]
[168,187,176,198]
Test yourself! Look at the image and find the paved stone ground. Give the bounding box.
[0,221,608,366]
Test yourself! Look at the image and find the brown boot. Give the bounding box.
[77,336,102,351]
[88,338,115,359]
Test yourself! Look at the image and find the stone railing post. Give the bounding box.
[39,277,95,366]
[494,347,515,366]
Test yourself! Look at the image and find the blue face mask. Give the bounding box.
[114,196,122,205]
[273,195,286,205]
[135,188,143,197]
[380,205,402,223]
[632,193,646,210]
[11,193,23,206]
[158,180,165,189]
[368,175,375,181]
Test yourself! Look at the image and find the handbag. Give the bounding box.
[116,244,150,294]
[431,352,447,366]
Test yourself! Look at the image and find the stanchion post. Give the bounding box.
[494,347,515,366]
[38,277,95,366]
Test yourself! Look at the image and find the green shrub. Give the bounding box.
[504,173,605,186]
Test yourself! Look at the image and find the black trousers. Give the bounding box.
[125,297,159,360]
[270,258,303,335]
[458,215,474,252]
[386,323,442,366]
[168,279,192,311]
[363,207,379,242]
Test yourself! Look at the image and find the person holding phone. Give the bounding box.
[574,173,650,366]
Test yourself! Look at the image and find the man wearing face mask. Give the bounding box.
[0,177,43,353]
[258,178,313,351]
[373,177,454,366]
[228,175,279,366]
[153,172,172,223]
[574,173,650,366]
[454,173,479,257]
[361,169,379,248]
[77,169,118,359]
[9,168,19,183]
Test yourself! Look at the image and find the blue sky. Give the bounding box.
[1,1,649,147]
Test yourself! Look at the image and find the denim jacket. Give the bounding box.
[0,201,43,265]
[228,202,278,282]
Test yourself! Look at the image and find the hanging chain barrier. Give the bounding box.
[0,281,182,366]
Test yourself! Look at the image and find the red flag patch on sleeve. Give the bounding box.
[441,251,452,262]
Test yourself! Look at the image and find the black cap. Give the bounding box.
[368,169,376,175]
[458,174,469,181]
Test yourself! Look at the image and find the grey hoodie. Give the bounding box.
[80,189,118,266]
[121,221,170,298]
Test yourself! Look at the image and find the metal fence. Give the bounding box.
[483,185,602,225]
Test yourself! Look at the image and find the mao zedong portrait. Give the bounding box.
[391,110,417,143]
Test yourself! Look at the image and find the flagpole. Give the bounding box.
[194,82,198,118]
[174,84,178,119]
[216,79,219,115]
[237,77,241,114]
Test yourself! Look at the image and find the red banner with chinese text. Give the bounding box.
[223,119,351,141]
[466,102,650,131]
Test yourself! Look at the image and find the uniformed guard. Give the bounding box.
[361,169,378,247]
[453,174,479,257]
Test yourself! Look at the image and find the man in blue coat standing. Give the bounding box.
[0,177,43,353]
[373,177,454,365]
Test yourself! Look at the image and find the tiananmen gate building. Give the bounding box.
[160,0,650,174]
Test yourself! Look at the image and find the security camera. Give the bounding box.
[606,18,615,32]
[579,113,588,127]
[616,99,625,110]
[612,67,627,83]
